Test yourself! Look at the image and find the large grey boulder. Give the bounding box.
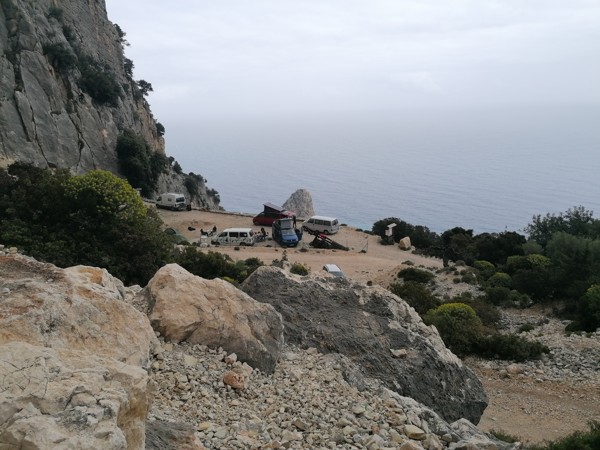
[282,188,315,219]
[142,264,284,374]
[241,266,488,424]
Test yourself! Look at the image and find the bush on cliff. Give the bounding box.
[0,164,172,285]
[116,129,168,196]
[389,281,440,316]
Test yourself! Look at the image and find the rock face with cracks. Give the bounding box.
[241,266,488,424]
[142,264,284,374]
[0,254,156,449]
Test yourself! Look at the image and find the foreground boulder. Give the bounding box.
[241,266,488,423]
[0,254,157,449]
[142,264,284,374]
[0,255,157,367]
[0,342,152,449]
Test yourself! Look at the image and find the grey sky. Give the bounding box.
[104,1,600,121]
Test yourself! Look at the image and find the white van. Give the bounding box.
[156,193,187,211]
[211,228,256,246]
[302,215,340,235]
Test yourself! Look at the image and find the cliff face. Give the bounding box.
[0,0,219,208]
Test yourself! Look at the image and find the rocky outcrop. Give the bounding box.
[0,254,157,448]
[0,342,152,450]
[0,0,219,208]
[282,188,315,219]
[0,255,157,367]
[141,264,284,374]
[241,266,488,424]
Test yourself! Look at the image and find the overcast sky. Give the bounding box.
[104,1,600,121]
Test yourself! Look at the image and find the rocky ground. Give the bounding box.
[468,307,600,446]
[156,208,600,447]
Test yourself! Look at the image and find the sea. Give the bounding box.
[170,104,600,235]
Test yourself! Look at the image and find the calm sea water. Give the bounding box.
[171,104,600,234]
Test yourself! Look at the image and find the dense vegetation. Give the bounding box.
[0,164,171,285]
[375,206,600,332]
[116,129,169,196]
[0,164,248,286]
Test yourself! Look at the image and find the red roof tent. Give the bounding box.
[263,202,288,214]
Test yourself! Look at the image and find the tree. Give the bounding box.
[137,79,153,96]
[116,129,167,196]
[525,206,597,247]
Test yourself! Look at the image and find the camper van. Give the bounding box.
[272,217,301,247]
[156,193,187,211]
[211,228,256,246]
[302,215,340,235]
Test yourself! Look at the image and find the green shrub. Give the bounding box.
[461,271,477,284]
[566,284,600,332]
[43,43,76,74]
[487,429,521,444]
[527,421,600,450]
[397,267,434,284]
[0,164,172,286]
[518,323,535,333]
[290,263,309,276]
[116,130,167,196]
[173,247,245,281]
[389,281,441,316]
[474,333,549,361]
[474,260,496,280]
[48,6,63,20]
[487,272,512,288]
[77,55,121,106]
[423,303,484,356]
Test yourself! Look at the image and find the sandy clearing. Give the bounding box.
[155,206,444,284]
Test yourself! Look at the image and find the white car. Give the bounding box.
[323,264,345,278]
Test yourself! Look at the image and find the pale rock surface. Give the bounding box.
[0,341,152,450]
[241,266,488,423]
[399,236,412,250]
[282,188,315,219]
[142,264,284,374]
[0,254,158,367]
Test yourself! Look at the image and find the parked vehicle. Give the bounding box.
[156,193,187,211]
[323,264,345,278]
[272,217,301,247]
[253,202,295,226]
[211,228,256,246]
[302,215,340,235]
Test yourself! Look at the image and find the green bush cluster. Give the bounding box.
[290,263,310,276]
[474,333,549,362]
[43,43,76,75]
[397,267,435,284]
[173,248,263,282]
[77,55,121,106]
[0,164,172,286]
[116,130,168,196]
[423,303,484,356]
[528,421,600,450]
[389,281,441,315]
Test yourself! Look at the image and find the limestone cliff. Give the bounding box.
[0,0,219,208]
